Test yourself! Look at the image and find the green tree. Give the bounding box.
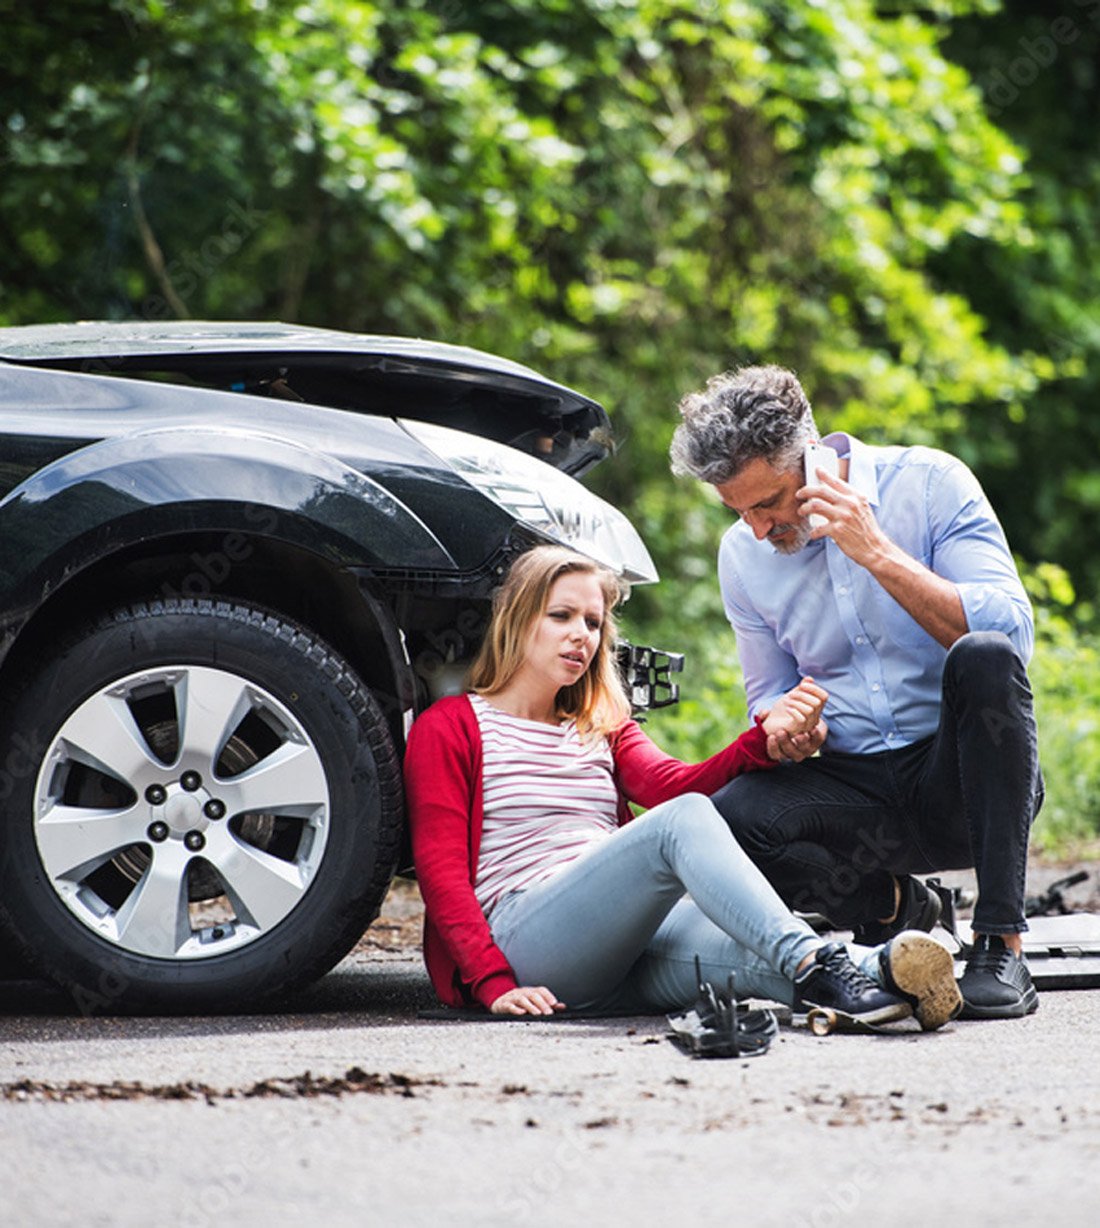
[2,0,1098,840]
[940,0,1100,611]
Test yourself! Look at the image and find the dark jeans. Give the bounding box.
[711,632,1043,935]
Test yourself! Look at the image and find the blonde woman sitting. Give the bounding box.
[405,545,960,1029]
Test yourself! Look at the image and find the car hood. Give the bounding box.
[0,321,614,477]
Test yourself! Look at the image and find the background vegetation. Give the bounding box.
[2,0,1097,848]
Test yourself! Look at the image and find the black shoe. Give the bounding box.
[879,930,963,1031]
[852,875,942,946]
[793,942,910,1027]
[958,934,1039,1019]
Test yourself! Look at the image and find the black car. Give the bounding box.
[0,320,669,1012]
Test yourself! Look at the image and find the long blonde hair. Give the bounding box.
[468,545,631,738]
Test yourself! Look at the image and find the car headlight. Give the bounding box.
[400,419,658,585]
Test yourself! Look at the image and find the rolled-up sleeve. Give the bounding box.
[929,459,1034,663]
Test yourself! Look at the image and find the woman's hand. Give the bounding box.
[761,678,828,763]
[489,986,565,1016]
[765,718,828,763]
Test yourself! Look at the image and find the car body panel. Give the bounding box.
[0,319,577,388]
[0,380,528,666]
[0,321,611,477]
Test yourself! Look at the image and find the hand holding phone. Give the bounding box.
[803,442,839,531]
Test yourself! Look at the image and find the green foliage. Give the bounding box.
[0,0,1060,432]
[1020,564,1100,851]
[2,0,1099,846]
[942,0,1100,602]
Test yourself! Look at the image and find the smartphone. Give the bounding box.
[803,442,839,531]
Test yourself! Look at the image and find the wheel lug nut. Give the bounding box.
[180,771,202,792]
[145,784,167,805]
[184,830,206,851]
[203,799,226,820]
[147,821,169,843]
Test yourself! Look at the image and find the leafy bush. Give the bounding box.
[1024,566,1100,853]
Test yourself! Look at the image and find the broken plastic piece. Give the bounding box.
[1025,871,1089,918]
[666,956,778,1059]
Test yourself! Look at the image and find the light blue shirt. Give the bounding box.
[718,433,1034,755]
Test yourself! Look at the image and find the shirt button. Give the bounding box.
[838,586,848,596]
[856,635,866,645]
[871,683,881,692]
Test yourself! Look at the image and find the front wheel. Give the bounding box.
[0,598,403,1012]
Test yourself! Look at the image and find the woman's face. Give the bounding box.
[521,571,606,693]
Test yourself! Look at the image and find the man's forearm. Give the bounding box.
[804,468,970,649]
[864,538,968,649]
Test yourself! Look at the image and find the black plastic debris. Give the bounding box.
[1025,871,1090,917]
[666,957,778,1059]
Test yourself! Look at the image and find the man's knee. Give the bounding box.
[710,776,776,846]
[945,631,1029,703]
[945,631,1037,755]
[712,776,790,864]
[946,631,1020,678]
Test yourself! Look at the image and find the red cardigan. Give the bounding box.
[403,694,775,1009]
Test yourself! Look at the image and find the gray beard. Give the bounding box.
[770,521,813,555]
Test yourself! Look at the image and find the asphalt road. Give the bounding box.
[3,871,1100,1227]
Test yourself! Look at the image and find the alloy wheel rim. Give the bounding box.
[33,665,330,960]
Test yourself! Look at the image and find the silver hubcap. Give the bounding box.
[34,666,330,960]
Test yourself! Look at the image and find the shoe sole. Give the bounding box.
[883,931,963,1031]
[958,984,1039,1020]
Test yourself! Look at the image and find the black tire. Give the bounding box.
[0,598,403,1013]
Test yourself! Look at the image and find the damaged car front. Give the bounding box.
[0,321,677,1011]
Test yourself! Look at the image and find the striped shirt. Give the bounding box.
[470,693,620,915]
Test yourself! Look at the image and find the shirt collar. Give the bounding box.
[824,431,879,508]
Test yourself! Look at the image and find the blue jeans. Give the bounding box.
[487,792,878,1013]
[711,633,1042,934]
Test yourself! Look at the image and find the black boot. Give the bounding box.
[853,875,942,945]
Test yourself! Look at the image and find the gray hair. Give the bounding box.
[669,365,818,485]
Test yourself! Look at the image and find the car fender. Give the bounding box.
[0,426,460,612]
